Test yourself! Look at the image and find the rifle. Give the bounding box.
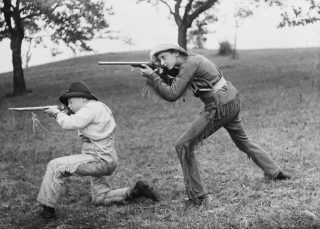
[98,61,157,69]
[98,61,180,85]
[8,105,73,114]
[8,105,59,111]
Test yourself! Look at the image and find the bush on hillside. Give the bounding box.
[218,41,232,56]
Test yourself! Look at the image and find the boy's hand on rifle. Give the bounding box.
[44,106,61,117]
[140,64,154,77]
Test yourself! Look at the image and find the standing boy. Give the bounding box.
[139,44,290,205]
[38,81,159,220]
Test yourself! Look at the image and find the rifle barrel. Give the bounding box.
[98,61,149,65]
[8,106,58,111]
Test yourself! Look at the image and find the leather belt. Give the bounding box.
[212,77,227,93]
[198,77,227,92]
[199,77,228,104]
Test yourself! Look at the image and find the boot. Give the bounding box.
[185,194,209,206]
[40,205,56,219]
[129,180,159,201]
[273,171,291,180]
[24,205,56,229]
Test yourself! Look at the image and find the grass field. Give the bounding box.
[0,47,320,229]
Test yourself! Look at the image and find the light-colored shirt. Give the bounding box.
[56,100,116,141]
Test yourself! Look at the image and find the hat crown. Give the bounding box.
[59,81,98,106]
[67,81,91,94]
[150,44,188,62]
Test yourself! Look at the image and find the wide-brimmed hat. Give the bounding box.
[59,81,98,106]
[150,44,188,62]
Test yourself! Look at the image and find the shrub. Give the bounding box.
[218,41,232,56]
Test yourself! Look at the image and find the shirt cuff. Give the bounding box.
[54,111,65,119]
[147,72,159,85]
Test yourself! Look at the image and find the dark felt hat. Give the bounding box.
[59,81,98,106]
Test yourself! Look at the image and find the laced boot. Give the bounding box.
[185,194,209,207]
[129,180,160,201]
[40,205,57,219]
[273,171,291,180]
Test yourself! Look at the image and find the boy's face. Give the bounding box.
[67,97,86,113]
[157,51,179,70]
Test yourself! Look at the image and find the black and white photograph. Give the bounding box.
[0,0,320,228]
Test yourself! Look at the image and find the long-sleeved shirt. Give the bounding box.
[146,54,223,102]
[56,100,116,141]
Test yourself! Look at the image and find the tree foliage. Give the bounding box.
[278,0,320,27]
[261,0,320,27]
[187,12,217,49]
[0,0,111,95]
[137,0,219,49]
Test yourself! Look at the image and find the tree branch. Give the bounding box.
[16,0,21,10]
[12,0,24,33]
[0,29,10,39]
[19,6,26,13]
[50,1,65,13]
[3,0,13,31]
[42,2,66,23]
[6,0,15,11]
[174,0,183,25]
[182,0,194,22]
[159,0,174,15]
[188,0,217,26]
[21,13,41,20]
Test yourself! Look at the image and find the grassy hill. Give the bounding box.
[1,47,320,228]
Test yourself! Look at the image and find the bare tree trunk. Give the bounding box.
[4,0,29,96]
[178,26,188,50]
[232,19,239,59]
[10,32,27,96]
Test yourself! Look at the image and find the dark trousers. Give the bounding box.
[175,87,280,201]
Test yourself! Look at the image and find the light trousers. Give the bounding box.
[37,139,130,208]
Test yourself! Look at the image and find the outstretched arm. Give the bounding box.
[140,63,197,102]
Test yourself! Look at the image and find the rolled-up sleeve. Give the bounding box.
[56,107,94,130]
[146,60,198,102]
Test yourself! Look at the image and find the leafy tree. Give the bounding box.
[187,12,217,49]
[137,0,219,49]
[260,0,320,27]
[278,0,320,27]
[0,0,111,96]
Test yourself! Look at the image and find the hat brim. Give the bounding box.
[150,44,188,62]
[59,92,98,106]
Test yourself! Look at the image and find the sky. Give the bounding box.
[0,0,319,74]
